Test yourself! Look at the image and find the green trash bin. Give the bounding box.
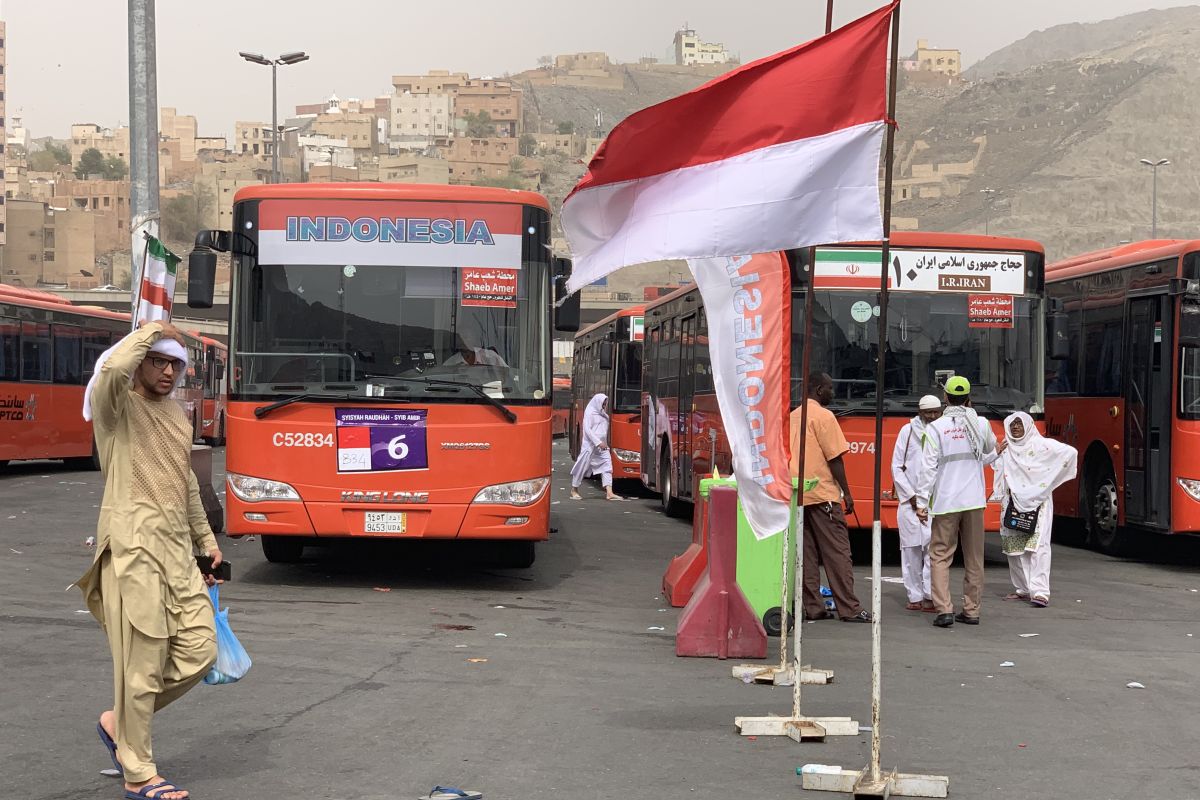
[699,476,816,637]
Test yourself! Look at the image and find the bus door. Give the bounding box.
[677,314,697,499]
[1124,293,1171,526]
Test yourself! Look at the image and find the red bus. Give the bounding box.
[184,183,580,567]
[200,336,228,445]
[642,233,1048,528]
[1044,239,1200,554]
[570,305,645,484]
[551,374,570,438]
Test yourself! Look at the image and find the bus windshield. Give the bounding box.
[794,290,1043,415]
[614,341,643,412]
[234,260,549,401]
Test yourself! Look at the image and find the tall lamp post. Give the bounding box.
[1139,157,1169,239]
[980,187,997,235]
[238,50,309,183]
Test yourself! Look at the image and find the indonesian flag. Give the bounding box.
[134,234,181,326]
[688,252,792,540]
[562,1,897,292]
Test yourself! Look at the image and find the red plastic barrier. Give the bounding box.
[662,495,708,607]
[675,486,767,659]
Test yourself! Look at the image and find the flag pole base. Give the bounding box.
[798,766,949,798]
[732,663,834,685]
[735,715,859,741]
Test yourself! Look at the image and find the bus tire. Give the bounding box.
[659,450,687,518]
[498,540,536,569]
[66,441,101,472]
[261,535,305,563]
[1085,461,1130,556]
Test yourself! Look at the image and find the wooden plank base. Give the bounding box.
[735,715,859,738]
[799,766,949,798]
[731,664,834,686]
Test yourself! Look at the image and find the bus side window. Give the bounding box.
[0,317,18,381]
[695,312,713,394]
[20,322,51,383]
[82,329,113,380]
[52,324,83,385]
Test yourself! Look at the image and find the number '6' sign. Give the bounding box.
[388,435,409,460]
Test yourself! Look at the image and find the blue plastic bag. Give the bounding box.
[204,583,252,685]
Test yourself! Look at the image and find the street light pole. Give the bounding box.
[1139,157,1170,238]
[980,187,996,235]
[239,50,309,184]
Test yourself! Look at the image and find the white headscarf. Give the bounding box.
[582,393,609,448]
[992,411,1078,512]
[82,334,189,421]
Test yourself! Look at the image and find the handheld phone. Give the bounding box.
[195,555,232,582]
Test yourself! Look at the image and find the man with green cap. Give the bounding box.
[913,376,999,628]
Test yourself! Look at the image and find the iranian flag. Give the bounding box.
[134,234,181,326]
[561,1,896,291]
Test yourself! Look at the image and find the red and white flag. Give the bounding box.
[688,252,792,540]
[562,1,896,292]
[133,234,181,326]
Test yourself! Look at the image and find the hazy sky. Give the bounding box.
[2,0,1187,141]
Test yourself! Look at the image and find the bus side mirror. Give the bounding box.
[187,248,217,309]
[553,256,581,333]
[1049,312,1070,360]
[599,340,614,370]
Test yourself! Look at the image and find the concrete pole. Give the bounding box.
[1151,165,1158,239]
[271,62,279,184]
[128,0,161,324]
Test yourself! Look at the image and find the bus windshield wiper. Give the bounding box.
[364,375,518,424]
[254,393,407,419]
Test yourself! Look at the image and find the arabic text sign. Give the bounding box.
[257,200,523,268]
[461,267,518,308]
[967,294,1015,329]
[814,248,1027,294]
[335,408,428,472]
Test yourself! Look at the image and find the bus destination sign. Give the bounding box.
[335,408,429,473]
[814,248,1027,295]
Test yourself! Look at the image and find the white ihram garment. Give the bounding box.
[991,411,1078,601]
[570,393,612,489]
[892,418,932,603]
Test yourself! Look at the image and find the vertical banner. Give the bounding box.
[688,252,793,540]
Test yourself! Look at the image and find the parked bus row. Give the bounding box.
[0,285,227,470]
[571,233,1200,556]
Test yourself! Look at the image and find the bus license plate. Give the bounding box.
[364,512,406,534]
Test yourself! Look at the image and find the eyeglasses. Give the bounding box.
[147,355,186,373]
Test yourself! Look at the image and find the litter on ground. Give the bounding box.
[1001,661,1016,667]
[1126,681,1146,689]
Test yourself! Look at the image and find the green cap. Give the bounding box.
[944,375,971,396]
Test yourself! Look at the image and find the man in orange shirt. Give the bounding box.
[789,372,870,623]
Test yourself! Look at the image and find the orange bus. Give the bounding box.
[184,183,580,567]
[551,374,570,438]
[570,305,645,484]
[1044,239,1200,554]
[642,233,1047,528]
[200,336,228,445]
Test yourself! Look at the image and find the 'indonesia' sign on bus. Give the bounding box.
[255,200,524,268]
[688,252,793,540]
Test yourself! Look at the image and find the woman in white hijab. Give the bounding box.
[569,393,622,501]
[991,411,1077,607]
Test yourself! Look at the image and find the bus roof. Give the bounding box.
[841,232,1045,253]
[574,304,647,340]
[1047,239,1200,282]
[0,291,130,322]
[0,284,74,305]
[233,182,551,212]
[644,283,697,313]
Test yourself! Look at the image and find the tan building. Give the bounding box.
[52,178,130,255]
[390,90,453,148]
[391,71,470,96]
[379,154,449,184]
[234,121,271,159]
[673,28,731,66]
[5,157,29,201]
[160,107,198,161]
[914,39,960,76]
[534,133,584,158]
[440,137,518,183]
[0,199,98,287]
[0,21,7,248]
[312,110,380,158]
[69,123,130,165]
[453,79,522,137]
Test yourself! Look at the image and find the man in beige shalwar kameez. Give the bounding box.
[77,320,223,800]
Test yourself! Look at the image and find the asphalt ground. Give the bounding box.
[2,441,1199,800]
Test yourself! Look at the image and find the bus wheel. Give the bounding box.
[659,453,687,518]
[261,535,305,563]
[66,441,101,472]
[498,541,536,569]
[1086,466,1129,556]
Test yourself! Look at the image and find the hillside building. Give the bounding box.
[913,39,961,76]
[673,27,731,66]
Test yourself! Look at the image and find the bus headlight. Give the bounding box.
[227,472,301,502]
[1178,478,1200,502]
[612,448,640,462]
[473,477,550,506]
